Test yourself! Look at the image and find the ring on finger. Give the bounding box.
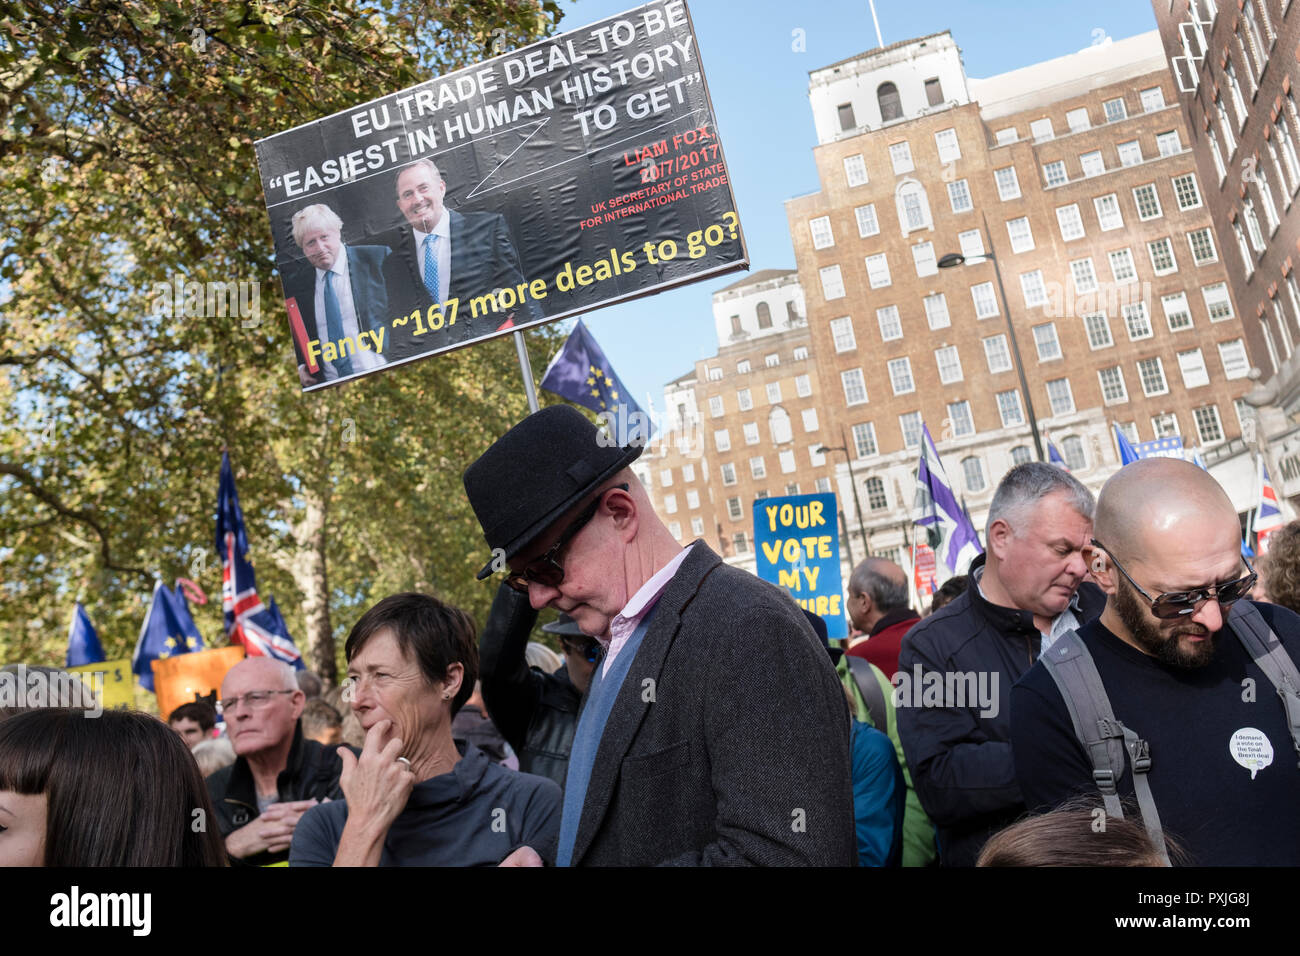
[396,756,412,771]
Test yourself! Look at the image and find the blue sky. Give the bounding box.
[553,0,1162,413]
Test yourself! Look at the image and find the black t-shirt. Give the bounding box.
[1011,602,1300,866]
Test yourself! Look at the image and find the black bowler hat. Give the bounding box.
[463,405,645,580]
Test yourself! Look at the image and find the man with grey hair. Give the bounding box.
[896,462,1106,866]
[380,158,542,363]
[845,557,917,676]
[283,202,391,387]
[206,657,347,866]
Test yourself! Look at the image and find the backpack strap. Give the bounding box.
[1041,630,1171,865]
[846,655,888,732]
[1228,601,1300,768]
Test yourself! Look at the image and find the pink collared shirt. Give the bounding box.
[599,545,693,678]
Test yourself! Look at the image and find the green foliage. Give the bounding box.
[0,0,565,670]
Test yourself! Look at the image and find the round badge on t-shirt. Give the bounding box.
[1229,727,1274,780]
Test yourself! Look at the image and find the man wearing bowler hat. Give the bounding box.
[463,405,855,866]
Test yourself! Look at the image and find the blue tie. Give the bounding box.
[324,271,353,377]
[422,233,440,303]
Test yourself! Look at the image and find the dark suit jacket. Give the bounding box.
[569,541,857,866]
[381,209,544,363]
[283,244,391,386]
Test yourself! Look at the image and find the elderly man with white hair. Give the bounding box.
[283,202,392,388]
[206,656,347,866]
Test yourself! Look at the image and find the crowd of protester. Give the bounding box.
[3,408,1299,867]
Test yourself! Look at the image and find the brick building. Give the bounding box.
[783,29,1256,568]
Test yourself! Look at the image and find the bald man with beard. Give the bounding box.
[1010,458,1300,866]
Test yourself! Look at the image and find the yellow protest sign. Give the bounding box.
[67,658,134,711]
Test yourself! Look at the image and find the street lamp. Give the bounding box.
[937,215,1046,462]
[816,441,870,561]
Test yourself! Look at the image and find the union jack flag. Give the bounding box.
[1254,456,1286,552]
[215,451,303,668]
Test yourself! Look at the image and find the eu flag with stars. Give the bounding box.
[66,602,105,668]
[540,320,652,445]
[132,582,204,692]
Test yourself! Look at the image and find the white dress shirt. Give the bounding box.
[412,211,452,305]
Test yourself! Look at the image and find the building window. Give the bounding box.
[1094,194,1123,230]
[829,316,856,352]
[691,516,704,537]
[1140,86,1166,113]
[948,400,975,437]
[962,456,986,493]
[1103,96,1128,122]
[1062,436,1088,471]
[1011,445,1033,465]
[743,422,760,445]
[1007,217,1034,253]
[1257,164,1282,232]
[1030,117,1054,142]
[727,495,742,518]
[948,179,973,213]
[1057,204,1085,240]
[1147,237,1177,275]
[1194,404,1224,443]
[878,82,902,122]
[854,203,879,237]
[1098,365,1128,404]
[799,408,819,434]
[865,253,892,289]
[707,366,722,382]
[664,494,678,514]
[1118,421,1139,443]
[749,456,766,479]
[1156,130,1181,157]
[1188,228,1217,265]
[669,521,681,539]
[995,127,1018,145]
[779,450,796,474]
[1123,302,1153,340]
[1080,150,1106,177]
[1118,140,1142,167]
[757,302,773,330]
[838,102,857,132]
[935,346,963,383]
[1208,123,1228,182]
[1133,183,1162,220]
[899,412,923,449]
[972,282,999,319]
[795,373,812,397]
[984,334,1013,373]
[794,346,808,361]
[1084,312,1114,349]
[844,154,868,187]
[1151,412,1179,438]
[866,476,889,510]
[1219,339,1249,379]
[842,369,868,406]
[1066,256,1097,293]
[708,395,724,418]
[815,477,832,494]
[997,389,1025,427]
[924,293,950,330]
[764,352,780,368]
[732,532,749,555]
[890,141,914,174]
[994,166,1021,200]
[958,229,985,260]
[1172,173,1202,210]
[888,357,915,395]
[1043,160,1067,188]
[660,468,673,487]
[737,359,751,374]
[809,216,834,249]
[1066,107,1091,133]
[897,181,932,231]
[925,77,944,107]
[730,315,743,337]
[1108,248,1137,284]
[913,241,938,277]
[819,264,845,300]
[1033,323,1062,361]
[1177,348,1210,388]
[852,422,877,457]
[1138,357,1168,396]
[808,445,826,467]
[935,128,960,163]
[1020,270,1047,308]
[737,387,753,411]
[682,463,695,482]
[714,428,731,452]
[876,305,902,341]
[1162,292,1193,331]
[766,381,782,404]
[1046,378,1075,416]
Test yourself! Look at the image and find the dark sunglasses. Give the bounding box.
[1091,538,1257,619]
[505,484,628,593]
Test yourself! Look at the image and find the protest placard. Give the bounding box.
[67,658,134,711]
[152,645,245,721]
[753,493,847,639]
[255,0,746,390]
